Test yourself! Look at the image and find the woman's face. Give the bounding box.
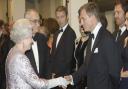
[23,36,33,50]
[125,12,128,29]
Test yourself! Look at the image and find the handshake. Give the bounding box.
[48,75,73,89]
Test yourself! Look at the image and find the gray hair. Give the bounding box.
[24,9,39,19]
[10,19,32,43]
[78,2,100,21]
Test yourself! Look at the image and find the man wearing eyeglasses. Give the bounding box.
[24,9,49,79]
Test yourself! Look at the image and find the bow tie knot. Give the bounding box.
[89,33,94,39]
[58,29,63,33]
[85,32,94,39]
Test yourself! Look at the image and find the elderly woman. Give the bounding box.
[5,19,68,89]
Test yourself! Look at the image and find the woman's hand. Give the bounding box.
[121,68,128,77]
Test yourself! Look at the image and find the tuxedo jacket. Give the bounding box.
[72,26,121,89]
[49,25,76,77]
[25,33,49,78]
[113,29,128,47]
[113,29,128,69]
[0,34,10,89]
[0,34,10,61]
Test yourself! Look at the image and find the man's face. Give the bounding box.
[79,9,93,32]
[28,11,40,35]
[125,12,128,29]
[56,11,68,27]
[114,4,125,26]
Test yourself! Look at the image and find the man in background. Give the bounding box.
[65,2,121,89]
[24,9,50,78]
[49,6,76,89]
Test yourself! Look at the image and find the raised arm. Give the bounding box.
[18,55,68,89]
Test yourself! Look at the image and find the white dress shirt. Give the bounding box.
[73,22,102,85]
[91,22,102,50]
[32,41,39,73]
[83,22,102,61]
[119,26,127,35]
[116,26,126,41]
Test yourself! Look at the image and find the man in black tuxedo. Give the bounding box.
[65,2,121,89]
[24,9,49,78]
[49,6,76,89]
[114,1,128,89]
[114,0,128,48]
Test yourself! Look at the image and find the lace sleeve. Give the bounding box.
[17,55,48,89]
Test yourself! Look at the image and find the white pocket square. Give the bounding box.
[94,48,98,53]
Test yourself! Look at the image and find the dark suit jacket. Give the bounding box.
[72,26,121,89]
[113,29,128,68]
[0,34,10,89]
[25,33,49,78]
[113,29,128,47]
[0,34,10,61]
[49,25,76,77]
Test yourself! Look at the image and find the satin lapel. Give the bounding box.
[27,49,38,74]
[57,25,70,49]
[118,29,128,42]
[51,30,60,55]
[92,27,104,52]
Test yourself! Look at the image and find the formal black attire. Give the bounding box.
[74,38,88,89]
[0,33,10,89]
[25,33,50,78]
[72,24,121,89]
[116,29,128,89]
[49,24,76,89]
[74,39,88,68]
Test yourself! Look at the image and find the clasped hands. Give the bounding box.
[57,75,73,89]
[121,68,128,78]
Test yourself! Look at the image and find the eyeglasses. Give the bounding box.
[30,19,40,24]
[0,25,4,29]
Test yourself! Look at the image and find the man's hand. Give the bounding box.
[121,68,128,77]
[64,75,73,85]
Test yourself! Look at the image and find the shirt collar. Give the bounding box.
[59,23,68,32]
[91,22,102,39]
[119,26,126,35]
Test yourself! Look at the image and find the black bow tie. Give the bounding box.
[59,29,63,32]
[87,32,94,39]
[57,29,63,34]
[89,33,94,39]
